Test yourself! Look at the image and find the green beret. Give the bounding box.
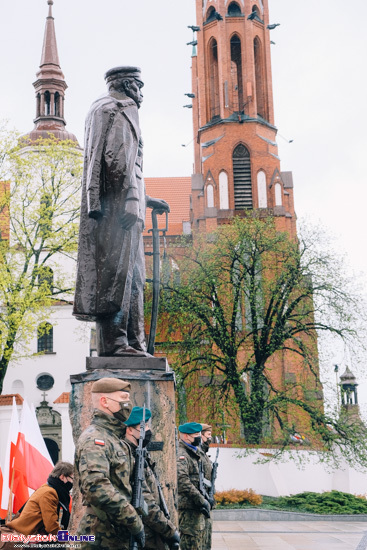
[125,406,152,427]
[91,377,131,393]
[178,422,203,434]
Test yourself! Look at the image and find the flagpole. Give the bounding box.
[7,466,14,522]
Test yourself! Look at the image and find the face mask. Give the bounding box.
[64,481,73,492]
[143,429,152,448]
[133,428,153,448]
[191,435,201,447]
[111,399,132,422]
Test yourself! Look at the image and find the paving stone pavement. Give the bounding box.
[212,520,367,550]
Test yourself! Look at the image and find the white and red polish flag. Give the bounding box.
[19,401,53,491]
[0,396,28,515]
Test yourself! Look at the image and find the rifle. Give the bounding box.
[209,447,219,500]
[129,405,148,550]
[198,459,212,502]
[152,467,170,520]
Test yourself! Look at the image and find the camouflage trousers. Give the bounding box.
[179,509,206,550]
[78,510,131,550]
[203,515,213,549]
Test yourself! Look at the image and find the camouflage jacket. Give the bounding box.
[177,440,207,511]
[199,445,213,482]
[123,441,177,549]
[75,410,143,541]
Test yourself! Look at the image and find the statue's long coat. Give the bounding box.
[73,94,145,320]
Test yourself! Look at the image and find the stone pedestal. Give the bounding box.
[69,357,177,533]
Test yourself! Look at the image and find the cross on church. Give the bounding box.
[41,391,48,402]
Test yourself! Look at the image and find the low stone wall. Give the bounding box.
[209,446,367,497]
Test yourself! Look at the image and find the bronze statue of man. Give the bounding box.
[73,66,169,357]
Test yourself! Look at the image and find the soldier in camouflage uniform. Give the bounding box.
[199,423,215,550]
[75,378,145,549]
[124,407,180,550]
[177,422,210,550]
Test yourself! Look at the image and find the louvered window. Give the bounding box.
[233,144,253,209]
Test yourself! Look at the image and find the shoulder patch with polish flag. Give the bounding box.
[179,456,186,460]
[94,439,105,446]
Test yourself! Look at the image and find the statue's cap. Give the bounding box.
[104,66,142,84]
[201,423,212,431]
[178,422,203,434]
[124,406,152,427]
[91,377,131,393]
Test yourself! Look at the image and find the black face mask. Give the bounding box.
[133,428,152,448]
[112,400,132,422]
[64,481,73,492]
[191,435,201,447]
[143,429,152,448]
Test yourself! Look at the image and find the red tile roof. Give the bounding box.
[54,392,70,404]
[0,394,24,406]
[144,177,191,236]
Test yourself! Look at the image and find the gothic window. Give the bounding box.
[205,6,216,23]
[254,37,267,119]
[230,35,243,113]
[54,92,60,117]
[252,5,260,18]
[36,94,41,118]
[44,91,51,116]
[206,184,214,207]
[275,182,282,206]
[219,171,229,210]
[208,38,220,119]
[37,322,54,353]
[232,144,253,209]
[257,170,267,208]
[228,2,242,16]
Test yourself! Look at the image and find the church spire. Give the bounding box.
[24,0,78,144]
[39,0,61,71]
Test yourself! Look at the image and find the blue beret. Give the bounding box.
[125,406,152,427]
[178,422,203,434]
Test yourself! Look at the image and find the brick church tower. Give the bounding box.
[190,0,296,235]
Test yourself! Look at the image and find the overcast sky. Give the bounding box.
[1,0,367,404]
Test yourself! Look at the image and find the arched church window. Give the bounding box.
[219,171,229,210]
[228,2,242,16]
[275,183,282,206]
[11,379,24,396]
[37,322,54,353]
[232,144,252,209]
[230,34,243,113]
[208,38,220,119]
[206,184,214,208]
[54,92,60,117]
[205,6,216,23]
[36,94,41,118]
[44,91,51,116]
[257,170,267,208]
[254,37,266,119]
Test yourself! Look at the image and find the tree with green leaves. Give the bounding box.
[161,215,367,467]
[0,126,82,393]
